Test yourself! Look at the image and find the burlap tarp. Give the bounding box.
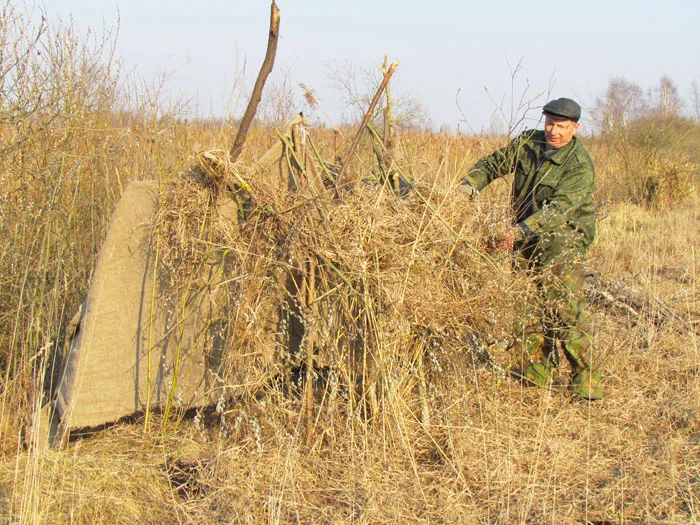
[48,116,322,442]
[54,181,229,433]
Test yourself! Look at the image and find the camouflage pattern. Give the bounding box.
[511,261,594,382]
[464,129,596,267]
[464,130,601,395]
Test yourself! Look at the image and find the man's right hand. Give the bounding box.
[457,181,477,196]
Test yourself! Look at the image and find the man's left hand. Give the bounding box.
[493,227,518,251]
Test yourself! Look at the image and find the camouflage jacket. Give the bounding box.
[464,130,596,266]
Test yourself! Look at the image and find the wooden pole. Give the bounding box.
[335,60,399,193]
[230,1,281,164]
[304,259,317,448]
[381,55,396,171]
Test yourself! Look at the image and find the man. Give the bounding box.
[460,97,603,400]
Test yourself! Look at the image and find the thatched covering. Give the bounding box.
[144,119,519,421]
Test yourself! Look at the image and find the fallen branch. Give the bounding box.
[586,284,642,319]
[585,277,699,335]
[652,293,697,332]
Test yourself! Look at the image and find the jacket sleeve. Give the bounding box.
[463,137,521,191]
[520,156,595,238]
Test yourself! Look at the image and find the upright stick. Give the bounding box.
[335,60,399,192]
[230,1,281,164]
[381,54,396,171]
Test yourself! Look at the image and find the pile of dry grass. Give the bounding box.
[148,136,520,424]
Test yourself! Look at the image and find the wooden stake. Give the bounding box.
[304,259,317,448]
[230,1,281,164]
[335,60,399,193]
[416,352,430,426]
[380,55,396,172]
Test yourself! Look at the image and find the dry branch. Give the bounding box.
[335,59,399,192]
[381,54,396,170]
[230,1,281,164]
[586,277,699,334]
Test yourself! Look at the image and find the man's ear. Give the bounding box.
[573,122,581,135]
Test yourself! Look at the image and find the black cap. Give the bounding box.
[542,98,581,122]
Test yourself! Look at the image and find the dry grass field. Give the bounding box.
[1,6,699,524]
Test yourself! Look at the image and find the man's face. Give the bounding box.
[544,116,580,149]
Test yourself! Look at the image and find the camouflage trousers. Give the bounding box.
[511,259,595,378]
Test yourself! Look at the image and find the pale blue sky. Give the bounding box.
[46,0,700,132]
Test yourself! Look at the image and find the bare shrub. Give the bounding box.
[0,5,203,453]
[324,58,428,130]
[591,77,700,207]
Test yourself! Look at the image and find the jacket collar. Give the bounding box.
[525,130,577,165]
[548,136,578,165]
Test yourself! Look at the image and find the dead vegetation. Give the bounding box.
[1,4,700,524]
